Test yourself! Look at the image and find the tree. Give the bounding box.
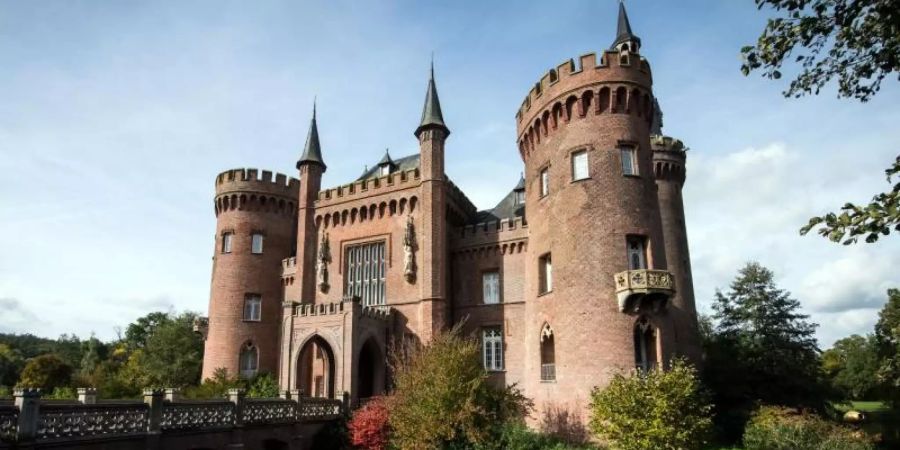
[874,288,900,407]
[703,262,831,439]
[800,156,900,244]
[741,0,900,102]
[124,312,171,350]
[387,325,530,450]
[821,334,880,399]
[140,312,203,388]
[588,360,713,450]
[17,354,73,390]
[349,396,392,450]
[0,344,24,388]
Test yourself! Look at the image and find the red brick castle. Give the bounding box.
[200,3,701,422]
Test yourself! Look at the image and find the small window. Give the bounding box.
[239,342,258,378]
[251,233,264,254]
[539,253,552,294]
[483,271,500,304]
[380,165,391,176]
[243,294,262,321]
[634,317,657,372]
[222,232,233,253]
[541,324,556,382]
[621,147,638,176]
[515,190,525,205]
[482,327,503,371]
[540,168,550,197]
[627,236,647,270]
[572,150,589,180]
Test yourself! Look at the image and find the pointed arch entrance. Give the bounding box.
[296,335,335,398]
[357,337,386,400]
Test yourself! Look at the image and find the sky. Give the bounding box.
[1,0,898,348]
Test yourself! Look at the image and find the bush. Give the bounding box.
[349,396,391,450]
[472,422,597,450]
[387,325,531,450]
[247,372,279,398]
[588,359,713,450]
[17,354,72,390]
[45,386,76,400]
[742,406,875,450]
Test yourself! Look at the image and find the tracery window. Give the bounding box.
[627,236,647,270]
[482,327,504,372]
[239,342,258,378]
[345,241,386,306]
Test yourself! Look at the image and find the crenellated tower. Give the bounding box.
[203,168,299,380]
[652,135,701,363]
[415,63,450,340]
[517,3,683,418]
[294,102,327,305]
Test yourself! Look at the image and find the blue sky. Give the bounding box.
[1,1,898,347]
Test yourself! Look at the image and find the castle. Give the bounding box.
[200,3,701,422]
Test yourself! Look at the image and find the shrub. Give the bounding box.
[17,354,73,390]
[743,406,875,450]
[247,372,279,398]
[349,396,391,450]
[472,422,597,450]
[387,324,531,450]
[45,386,77,400]
[589,359,713,450]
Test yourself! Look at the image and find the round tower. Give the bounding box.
[652,135,701,363]
[517,3,678,420]
[203,168,299,380]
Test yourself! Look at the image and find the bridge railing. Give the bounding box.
[0,387,347,445]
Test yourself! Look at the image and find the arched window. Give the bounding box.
[239,342,258,378]
[540,323,556,381]
[634,317,657,372]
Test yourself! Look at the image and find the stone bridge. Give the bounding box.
[0,388,345,450]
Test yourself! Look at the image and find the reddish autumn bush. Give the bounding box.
[349,396,391,450]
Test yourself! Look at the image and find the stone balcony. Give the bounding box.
[614,269,676,314]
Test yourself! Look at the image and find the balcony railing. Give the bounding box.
[614,269,675,313]
[540,363,556,382]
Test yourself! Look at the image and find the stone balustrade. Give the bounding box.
[614,269,676,313]
[0,387,347,446]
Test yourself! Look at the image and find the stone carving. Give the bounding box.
[160,401,235,431]
[297,397,343,420]
[540,323,553,342]
[402,215,416,282]
[36,403,149,440]
[316,232,331,292]
[242,399,297,425]
[0,405,18,441]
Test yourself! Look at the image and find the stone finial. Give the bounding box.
[77,387,98,404]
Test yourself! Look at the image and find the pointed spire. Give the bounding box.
[514,173,525,191]
[610,1,641,51]
[415,59,450,138]
[377,148,394,166]
[297,99,326,170]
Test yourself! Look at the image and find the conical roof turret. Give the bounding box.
[610,1,641,51]
[297,101,326,170]
[415,61,450,138]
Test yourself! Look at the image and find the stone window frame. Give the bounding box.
[539,164,551,198]
[481,326,504,372]
[243,293,262,322]
[617,140,640,177]
[482,269,501,305]
[626,235,649,270]
[239,341,259,379]
[569,146,592,182]
[221,229,235,254]
[538,253,553,295]
[250,230,266,255]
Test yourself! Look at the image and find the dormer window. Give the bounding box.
[515,190,525,205]
[380,165,391,176]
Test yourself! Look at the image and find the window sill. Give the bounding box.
[540,379,557,384]
[537,290,553,297]
[570,176,591,183]
[623,174,641,179]
[242,319,262,323]
[487,369,506,374]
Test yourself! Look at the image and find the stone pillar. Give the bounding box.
[77,387,97,404]
[14,388,41,442]
[228,389,246,427]
[163,388,181,403]
[143,389,164,433]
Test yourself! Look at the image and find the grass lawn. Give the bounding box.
[848,401,890,413]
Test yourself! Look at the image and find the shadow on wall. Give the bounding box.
[540,401,590,445]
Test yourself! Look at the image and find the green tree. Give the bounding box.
[124,311,171,350]
[588,360,713,450]
[741,0,900,102]
[874,288,900,407]
[704,262,831,439]
[387,325,530,450]
[17,354,73,390]
[0,344,24,388]
[140,312,203,388]
[821,334,880,399]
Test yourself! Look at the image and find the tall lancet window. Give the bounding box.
[345,241,386,306]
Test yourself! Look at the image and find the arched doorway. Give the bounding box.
[357,337,385,400]
[296,335,335,398]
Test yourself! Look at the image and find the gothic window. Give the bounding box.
[540,323,556,382]
[483,271,500,304]
[345,241,386,306]
[243,294,261,321]
[634,317,658,372]
[222,232,233,253]
[482,327,503,372]
[626,236,647,270]
[539,253,553,294]
[572,149,589,181]
[540,167,550,197]
[621,146,638,176]
[251,233,264,254]
[239,342,258,378]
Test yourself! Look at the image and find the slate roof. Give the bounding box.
[357,153,421,180]
[610,2,641,50]
[474,176,525,223]
[297,102,326,170]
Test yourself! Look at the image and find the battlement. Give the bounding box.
[215,168,299,198]
[650,135,687,153]
[516,50,652,125]
[281,257,297,277]
[651,135,688,184]
[291,297,391,322]
[316,168,420,206]
[452,216,529,252]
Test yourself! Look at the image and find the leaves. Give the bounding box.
[741,0,900,102]
[800,155,900,244]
